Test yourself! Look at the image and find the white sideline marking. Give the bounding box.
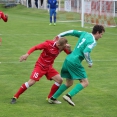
[0,60,117,64]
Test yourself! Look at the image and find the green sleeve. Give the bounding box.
[58,30,85,38]
[83,42,97,66]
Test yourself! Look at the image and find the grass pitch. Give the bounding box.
[0,4,117,117]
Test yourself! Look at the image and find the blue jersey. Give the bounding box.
[47,0,58,9]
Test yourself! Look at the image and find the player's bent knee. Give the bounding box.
[83,81,89,88]
[57,78,63,84]
[80,79,89,88]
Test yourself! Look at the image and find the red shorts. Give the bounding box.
[30,63,59,81]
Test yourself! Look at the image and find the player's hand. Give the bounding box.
[20,53,29,62]
[65,44,71,51]
[63,44,72,54]
[88,64,93,68]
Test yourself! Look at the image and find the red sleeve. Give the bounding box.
[0,11,7,22]
[63,48,72,54]
[0,11,3,18]
[27,41,47,55]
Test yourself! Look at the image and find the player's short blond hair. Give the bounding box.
[57,37,68,46]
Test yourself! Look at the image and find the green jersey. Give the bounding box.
[58,30,97,66]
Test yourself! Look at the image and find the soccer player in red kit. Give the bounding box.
[11,37,72,104]
[0,11,8,45]
[0,11,8,22]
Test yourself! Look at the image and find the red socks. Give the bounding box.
[14,83,28,99]
[14,82,60,99]
[48,83,60,99]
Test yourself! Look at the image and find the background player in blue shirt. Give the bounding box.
[47,0,58,26]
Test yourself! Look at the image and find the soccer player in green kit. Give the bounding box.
[48,24,105,106]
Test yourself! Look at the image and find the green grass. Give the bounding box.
[0,4,117,117]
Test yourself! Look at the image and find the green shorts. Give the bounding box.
[61,59,87,80]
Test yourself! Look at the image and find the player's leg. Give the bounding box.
[35,0,38,8]
[48,60,72,104]
[11,66,44,104]
[48,79,73,104]
[46,67,62,104]
[47,74,62,99]
[54,78,73,99]
[28,0,31,7]
[63,63,88,106]
[69,78,89,97]
[11,79,36,104]
[53,9,56,25]
[47,61,67,100]
[49,9,53,25]
[52,60,72,99]
[63,78,88,106]
[48,74,63,104]
[40,0,43,6]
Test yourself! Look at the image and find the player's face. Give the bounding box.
[95,31,104,40]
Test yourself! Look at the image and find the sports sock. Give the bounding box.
[54,16,56,23]
[50,16,52,23]
[52,84,68,99]
[68,83,84,97]
[47,82,60,99]
[14,82,29,99]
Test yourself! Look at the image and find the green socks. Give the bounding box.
[68,84,84,97]
[53,84,68,99]
[52,83,84,99]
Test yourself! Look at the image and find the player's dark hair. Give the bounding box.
[92,25,105,34]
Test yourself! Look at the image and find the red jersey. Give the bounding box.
[27,40,61,69]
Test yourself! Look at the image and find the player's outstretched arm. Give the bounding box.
[53,30,82,41]
[19,53,29,62]
[0,11,8,22]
